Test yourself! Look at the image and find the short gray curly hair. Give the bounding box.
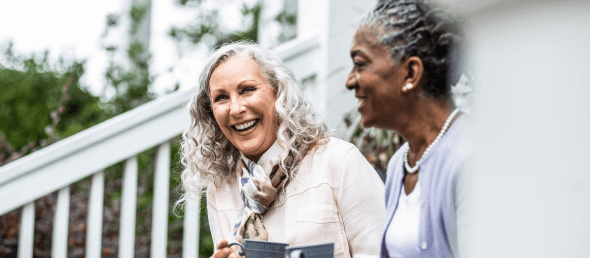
[359,0,468,100]
[178,42,330,205]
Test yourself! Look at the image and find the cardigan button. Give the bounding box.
[421,241,427,250]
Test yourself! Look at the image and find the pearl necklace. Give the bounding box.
[404,108,460,174]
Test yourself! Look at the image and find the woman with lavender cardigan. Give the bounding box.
[345,0,470,257]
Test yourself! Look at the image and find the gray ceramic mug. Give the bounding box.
[228,239,289,258]
[285,243,334,258]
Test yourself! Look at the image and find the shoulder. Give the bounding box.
[313,137,367,168]
[300,137,373,187]
[434,114,472,170]
[317,137,357,156]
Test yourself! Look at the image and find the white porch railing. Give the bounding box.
[0,33,321,258]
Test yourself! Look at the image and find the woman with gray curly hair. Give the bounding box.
[180,42,385,258]
[345,0,470,257]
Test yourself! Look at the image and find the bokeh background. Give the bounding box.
[0,0,413,257]
[5,0,590,258]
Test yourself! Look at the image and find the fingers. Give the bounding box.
[211,239,235,258]
[211,247,234,258]
[217,239,229,250]
[228,250,240,258]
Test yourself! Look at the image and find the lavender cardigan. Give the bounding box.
[381,115,470,258]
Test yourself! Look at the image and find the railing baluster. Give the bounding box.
[18,202,35,258]
[119,156,138,258]
[183,199,200,258]
[86,171,105,258]
[52,186,70,258]
[151,142,171,258]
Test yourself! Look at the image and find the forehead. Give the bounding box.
[209,57,264,86]
[350,27,390,59]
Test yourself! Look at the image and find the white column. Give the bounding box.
[119,156,138,258]
[52,186,70,258]
[183,199,200,258]
[86,171,105,258]
[18,202,35,258]
[297,0,377,135]
[151,142,171,258]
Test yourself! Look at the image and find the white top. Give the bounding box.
[385,181,421,257]
[207,137,386,258]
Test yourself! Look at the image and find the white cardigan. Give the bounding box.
[207,137,386,258]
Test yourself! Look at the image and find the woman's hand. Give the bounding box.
[211,239,240,258]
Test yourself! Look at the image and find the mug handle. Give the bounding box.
[289,250,305,258]
[227,242,245,257]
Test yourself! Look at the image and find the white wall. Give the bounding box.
[298,0,378,135]
[456,1,590,257]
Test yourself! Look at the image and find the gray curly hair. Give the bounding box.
[178,42,330,205]
[359,0,467,100]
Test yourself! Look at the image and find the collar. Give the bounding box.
[240,140,286,176]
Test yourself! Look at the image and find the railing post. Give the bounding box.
[119,156,138,258]
[183,198,200,258]
[18,202,35,258]
[52,186,70,258]
[86,171,105,258]
[151,142,171,258]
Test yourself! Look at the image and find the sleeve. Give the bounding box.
[337,147,386,258]
[207,185,224,247]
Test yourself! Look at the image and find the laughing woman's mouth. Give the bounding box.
[232,119,259,132]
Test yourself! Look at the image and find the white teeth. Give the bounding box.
[235,120,256,130]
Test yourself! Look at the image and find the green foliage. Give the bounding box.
[275,10,297,25]
[170,1,262,49]
[130,4,150,34]
[274,9,297,43]
[0,43,109,163]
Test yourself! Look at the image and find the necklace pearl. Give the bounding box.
[404,108,460,174]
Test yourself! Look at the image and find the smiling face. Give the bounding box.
[209,57,278,162]
[345,27,412,130]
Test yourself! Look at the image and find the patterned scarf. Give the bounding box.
[229,141,288,245]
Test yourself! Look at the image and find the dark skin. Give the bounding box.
[345,27,458,194]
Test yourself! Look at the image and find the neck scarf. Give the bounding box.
[229,141,288,245]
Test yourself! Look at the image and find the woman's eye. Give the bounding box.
[353,60,365,68]
[214,95,228,102]
[242,86,256,94]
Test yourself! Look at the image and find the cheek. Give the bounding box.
[260,101,278,128]
[211,105,227,125]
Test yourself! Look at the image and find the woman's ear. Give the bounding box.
[401,56,424,93]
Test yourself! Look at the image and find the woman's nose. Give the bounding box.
[229,98,246,117]
[345,70,358,90]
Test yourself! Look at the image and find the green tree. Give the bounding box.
[0,43,109,165]
[169,1,262,51]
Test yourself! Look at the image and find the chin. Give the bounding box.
[360,116,375,129]
[237,139,266,157]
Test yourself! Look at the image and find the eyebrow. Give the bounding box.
[237,79,259,88]
[210,88,226,97]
